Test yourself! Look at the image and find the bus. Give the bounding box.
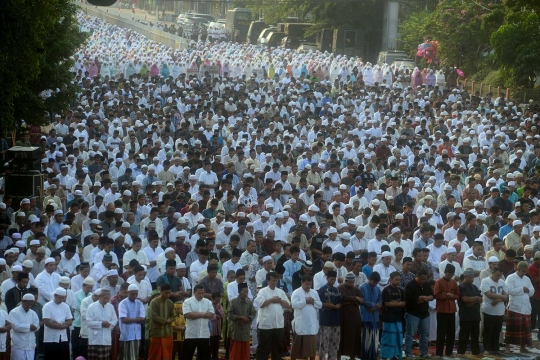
[226,8,252,42]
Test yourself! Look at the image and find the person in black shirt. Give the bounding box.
[312,246,332,276]
[457,268,482,355]
[381,271,405,360]
[310,224,328,261]
[404,269,433,358]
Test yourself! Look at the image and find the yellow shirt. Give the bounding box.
[172,314,185,341]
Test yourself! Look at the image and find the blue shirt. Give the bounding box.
[318,285,341,326]
[47,221,63,244]
[359,282,382,323]
[362,264,374,278]
[283,259,302,294]
[119,297,146,341]
[499,223,513,240]
[73,289,91,327]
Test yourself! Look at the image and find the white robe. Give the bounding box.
[9,305,40,358]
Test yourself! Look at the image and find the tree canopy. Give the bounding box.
[0,0,87,133]
[491,0,540,87]
[398,0,504,77]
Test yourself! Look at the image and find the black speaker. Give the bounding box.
[8,146,41,161]
[5,174,43,197]
[86,0,117,6]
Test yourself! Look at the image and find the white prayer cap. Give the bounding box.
[356,226,365,233]
[176,230,187,238]
[0,259,5,266]
[90,219,100,225]
[44,257,56,265]
[11,265,22,272]
[93,289,101,296]
[341,233,351,241]
[308,205,319,212]
[381,251,392,258]
[261,211,270,217]
[12,233,22,240]
[22,293,35,301]
[513,220,523,226]
[83,277,95,286]
[447,247,457,254]
[122,222,130,228]
[488,256,499,263]
[54,287,67,296]
[11,248,19,254]
[224,222,234,228]
[262,256,272,263]
[62,225,70,230]
[327,227,337,235]
[15,240,25,247]
[54,209,63,215]
[391,227,401,234]
[128,284,139,292]
[165,247,175,254]
[60,276,71,284]
[275,212,284,219]
[22,260,33,268]
[0,203,5,209]
[176,263,186,269]
[107,270,119,277]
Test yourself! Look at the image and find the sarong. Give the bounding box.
[361,321,379,360]
[119,340,140,360]
[88,345,112,360]
[505,310,532,346]
[10,349,34,360]
[381,321,403,359]
[148,336,173,360]
[229,339,250,359]
[111,331,120,360]
[319,326,340,360]
[290,334,317,358]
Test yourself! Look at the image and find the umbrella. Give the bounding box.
[456,69,465,77]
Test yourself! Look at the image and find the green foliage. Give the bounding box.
[482,70,505,87]
[398,0,504,76]
[0,0,87,133]
[491,8,540,87]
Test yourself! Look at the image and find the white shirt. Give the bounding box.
[505,272,534,315]
[80,295,96,338]
[142,246,164,282]
[35,270,61,305]
[86,301,118,345]
[268,224,288,242]
[256,268,269,287]
[123,249,150,270]
[93,250,119,267]
[291,287,322,335]
[227,281,254,302]
[426,244,448,279]
[313,271,328,291]
[42,300,73,342]
[367,239,388,255]
[438,260,462,278]
[183,296,214,339]
[128,279,152,309]
[0,310,7,352]
[222,260,242,279]
[256,285,290,329]
[480,276,507,316]
[373,263,397,289]
[189,260,208,285]
[9,305,40,350]
[388,239,412,258]
[139,217,164,238]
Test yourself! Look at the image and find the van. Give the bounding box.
[257,27,275,44]
[377,50,408,66]
[266,32,286,47]
[247,20,266,44]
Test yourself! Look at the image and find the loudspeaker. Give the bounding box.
[86,0,117,5]
[5,174,43,197]
[8,146,41,161]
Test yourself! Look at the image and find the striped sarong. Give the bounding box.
[381,321,403,359]
[505,310,532,346]
[361,321,379,360]
[87,345,112,360]
[119,340,140,360]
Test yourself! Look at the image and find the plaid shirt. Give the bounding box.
[399,270,415,291]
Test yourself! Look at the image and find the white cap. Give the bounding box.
[391,227,401,234]
[59,276,71,284]
[262,256,272,263]
[107,269,118,277]
[22,260,33,268]
[488,256,499,263]
[447,247,457,254]
[44,257,56,265]
[54,287,67,296]
[22,293,35,301]
[381,251,392,258]
[128,284,139,292]
[83,277,95,286]
[513,220,523,226]
[11,265,22,272]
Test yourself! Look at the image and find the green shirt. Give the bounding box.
[227,297,256,342]
[148,296,175,338]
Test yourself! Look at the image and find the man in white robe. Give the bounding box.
[10,293,40,360]
[86,289,118,357]
[34,258,61,305]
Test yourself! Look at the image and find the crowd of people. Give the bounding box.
[0,8,540,360]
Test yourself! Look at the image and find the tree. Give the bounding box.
[0,0,87,133]
[491,0,540,87]
[398,0,504,76]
